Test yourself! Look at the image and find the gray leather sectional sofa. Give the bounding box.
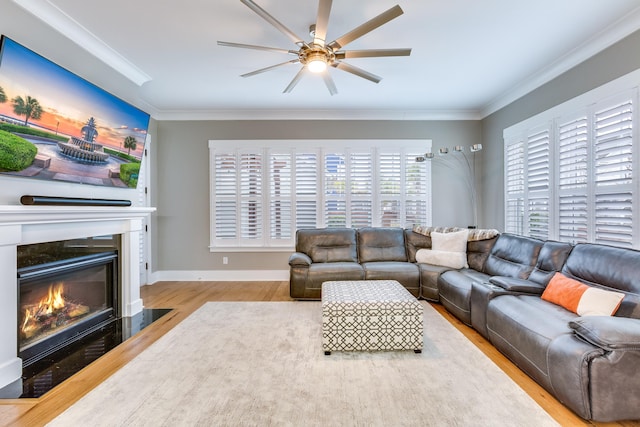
[288,227,640,422]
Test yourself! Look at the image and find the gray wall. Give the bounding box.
[153,120,481,272]
[480,29,640,230]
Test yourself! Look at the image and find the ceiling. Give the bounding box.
[11,0,640,120]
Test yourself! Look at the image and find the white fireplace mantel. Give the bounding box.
[0,205,155,390]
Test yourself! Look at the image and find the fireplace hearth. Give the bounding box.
[18,307,170,398]
[18,239,119,366]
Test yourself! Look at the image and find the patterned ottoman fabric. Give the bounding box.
[321,280,424,353]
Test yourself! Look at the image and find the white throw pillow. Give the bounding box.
[416,249,468,269]
[431,229,469,253]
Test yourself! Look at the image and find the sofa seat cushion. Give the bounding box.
[418,263,452,301]
[437,269,491,325]
[361,261,420,296]
[306,262,364,289]
[486,295,577,389]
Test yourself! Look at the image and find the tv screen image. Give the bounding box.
[0,36,150,188]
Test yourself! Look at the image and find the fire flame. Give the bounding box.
[21,282,66,335]
[43,283,66,313]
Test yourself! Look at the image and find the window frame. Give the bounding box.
[209,139,432,252]
[503,70,640,249]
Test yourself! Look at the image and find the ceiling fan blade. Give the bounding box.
[218,41,298,55]
[335,48,411,59]
[241,0,306,47]
[241,59,300,78]
[283,67,307,93]
[322,72,338,96]
[313,0,333,46]
[327,5,403,50]
[332,61,381,83]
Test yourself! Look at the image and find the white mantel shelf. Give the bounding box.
[0,205,155,224]
[0,204,156,391]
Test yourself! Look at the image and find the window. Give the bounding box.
[209,140,431,250]
[504,80,639,249]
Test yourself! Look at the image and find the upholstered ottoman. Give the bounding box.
[321,280,423,354]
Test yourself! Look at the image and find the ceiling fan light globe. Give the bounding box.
[308,59,327,73]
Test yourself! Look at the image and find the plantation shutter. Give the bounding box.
[349,151,373,228]
[527,129,550,239]
[294,152,318,230]
[405,152,428,227]
[505,140,525,234]
[505,81,638,250]
[239,152,262,241]
[379,153,402,227]
[324,153,347,227]
[210,140,430,249]
[557,115,589,244]
[269,153,292,243]
[593,98,634,247]
[214,153,238,241]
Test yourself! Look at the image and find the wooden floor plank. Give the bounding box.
[0,281,637,427]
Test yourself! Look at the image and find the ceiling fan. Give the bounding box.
[217,0,411,95]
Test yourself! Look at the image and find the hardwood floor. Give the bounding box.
[0,281,638,427]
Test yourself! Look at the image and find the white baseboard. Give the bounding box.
[148,270,290,284]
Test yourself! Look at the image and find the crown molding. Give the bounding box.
[150,108,483,121]
[481,6,640,118]
[11,0,152,86]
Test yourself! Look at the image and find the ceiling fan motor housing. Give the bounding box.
[299,44,335,68]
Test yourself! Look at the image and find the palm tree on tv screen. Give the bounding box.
[12,95,43,126]
[123,136,137,156]
[0,86,6,103]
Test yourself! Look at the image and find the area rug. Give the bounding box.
[48,302,559,426]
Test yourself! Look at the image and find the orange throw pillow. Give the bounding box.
[541,272,625,316]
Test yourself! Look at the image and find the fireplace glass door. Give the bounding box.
[18,241,118,366]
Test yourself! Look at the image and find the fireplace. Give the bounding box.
[0,205,155,393]
[17,237,119,366]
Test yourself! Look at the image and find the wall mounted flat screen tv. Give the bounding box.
[0,36,150,188]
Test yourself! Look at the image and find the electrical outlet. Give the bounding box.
[222,256,228,265]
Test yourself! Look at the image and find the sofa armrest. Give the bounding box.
[569,317,640,351]
[488,276,545,294]
[289,252,312,267]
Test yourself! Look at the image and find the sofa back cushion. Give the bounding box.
[483,233,543,279]
[295,228,358,263]
[358,227,408,262]
[404,229,431,263]
[467,236,498,271]
[562,243,640,318]
[528,241,573,285]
